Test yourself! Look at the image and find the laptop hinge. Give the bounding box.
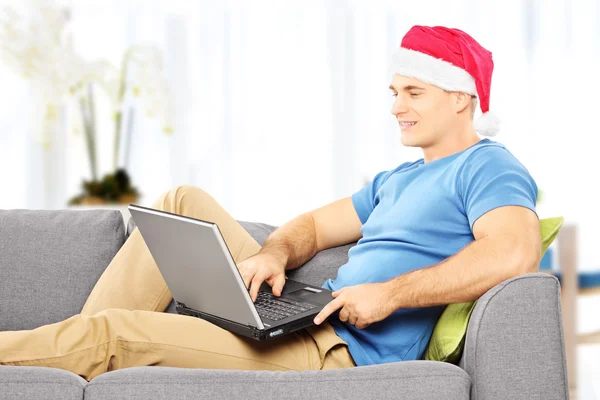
[177,301,262,330]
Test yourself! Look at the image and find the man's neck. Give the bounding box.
[422,131,481,163]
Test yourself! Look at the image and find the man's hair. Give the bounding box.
[444,91,478,119]
[470,96,478,120]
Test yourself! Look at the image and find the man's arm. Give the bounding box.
[385,205,541,309]
[239,196,363,301]
[259,196,363,271]
[314,205,541,328]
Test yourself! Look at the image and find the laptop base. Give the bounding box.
[176,303,319,341]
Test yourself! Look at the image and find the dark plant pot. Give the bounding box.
[77,195,139,205]
[67,169,140,206]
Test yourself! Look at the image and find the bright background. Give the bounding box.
[1,0,599,397]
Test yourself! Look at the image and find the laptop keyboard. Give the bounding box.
[254,291,318,321]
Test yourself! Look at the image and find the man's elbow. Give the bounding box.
[512,244,541,275]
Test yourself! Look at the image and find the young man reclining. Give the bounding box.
[0,25,540,381]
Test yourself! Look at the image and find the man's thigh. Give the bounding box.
[106,310,324,372]
[1,310,352,381]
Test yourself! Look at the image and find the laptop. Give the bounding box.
[128,204,337,341]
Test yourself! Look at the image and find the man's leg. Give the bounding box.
[0,309,354,381]
[1,185,354,379]
[82,185,262,315]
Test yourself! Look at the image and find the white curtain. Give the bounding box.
[1,0,599,269]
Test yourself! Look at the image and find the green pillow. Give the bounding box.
[423,216,565,363]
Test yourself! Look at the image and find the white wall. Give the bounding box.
[1,0,599,270]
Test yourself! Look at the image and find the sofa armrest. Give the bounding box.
[459,273,569,400]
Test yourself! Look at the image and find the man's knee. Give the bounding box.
[158,185,215,212]
[167,184,211,201]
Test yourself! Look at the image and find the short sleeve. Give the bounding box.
[459,146,538,230]
[352,170,391,224]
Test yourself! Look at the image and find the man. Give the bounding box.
[0,25,540,380]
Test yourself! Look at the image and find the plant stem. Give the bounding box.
[113,48,131,170]
[113,110,122,169]
[87,83,98,180]
[79,96,97,181]
[124,106,135,170]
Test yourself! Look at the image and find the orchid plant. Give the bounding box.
[0,0,173,203]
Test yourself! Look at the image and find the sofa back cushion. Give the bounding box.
[0,210,125,331]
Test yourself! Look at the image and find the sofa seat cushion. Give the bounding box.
[0,210,125,331]
[85,360,470,400]
[0,365,86,400]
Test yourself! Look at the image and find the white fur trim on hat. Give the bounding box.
[389,48,477,96]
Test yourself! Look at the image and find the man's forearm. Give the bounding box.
[258,214,318,271]
[385,235,539,310]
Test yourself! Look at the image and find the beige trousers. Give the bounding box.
[0,185,355,381]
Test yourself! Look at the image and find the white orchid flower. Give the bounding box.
[0,0,174,176]
[123,45,173,133]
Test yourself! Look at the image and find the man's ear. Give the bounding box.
[453,92,471,114]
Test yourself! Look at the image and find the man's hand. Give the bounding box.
[313,282,396,329]
[237,253,287,302]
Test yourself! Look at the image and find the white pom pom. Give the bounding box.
[473,111,501,137]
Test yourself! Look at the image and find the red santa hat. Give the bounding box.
[390,26,500,137]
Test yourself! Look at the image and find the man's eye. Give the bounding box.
[410,93,421,97]
[391,93,397,97]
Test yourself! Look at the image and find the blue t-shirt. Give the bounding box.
[322,139,538,366]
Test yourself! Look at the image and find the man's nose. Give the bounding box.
[391,98,408,116]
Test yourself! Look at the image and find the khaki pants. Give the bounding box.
[0,185,355,381]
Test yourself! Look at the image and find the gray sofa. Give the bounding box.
[0,209,570,400]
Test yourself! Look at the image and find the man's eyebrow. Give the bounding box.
[388,85,426,91]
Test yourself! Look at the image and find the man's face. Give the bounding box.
[389,74,458,148]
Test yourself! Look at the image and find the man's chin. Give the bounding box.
[400,133,420,147]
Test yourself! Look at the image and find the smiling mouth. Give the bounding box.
[399,121,417,127]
